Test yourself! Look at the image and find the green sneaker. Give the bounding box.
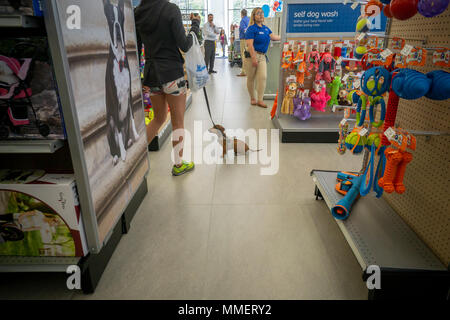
[172,161,195,176]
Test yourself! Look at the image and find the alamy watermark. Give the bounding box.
[171,121,280,176]
[365,265,381,290]
[66,265,81,290]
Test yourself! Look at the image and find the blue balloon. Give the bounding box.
[262,4,270,17]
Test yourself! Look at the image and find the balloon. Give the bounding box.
[390,0,419,20]
[277,1,283,11]
[262,4,270,17]
[383,3,394,17]
[418,0,449,17]
[272,1,278,11]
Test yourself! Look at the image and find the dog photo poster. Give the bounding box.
[56,0,149,241]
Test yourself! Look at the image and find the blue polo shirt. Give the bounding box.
[245,24,272,54]
[239,16,250,40]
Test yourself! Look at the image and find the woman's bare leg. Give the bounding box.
[146,94,168,143]
[166,93,186,166]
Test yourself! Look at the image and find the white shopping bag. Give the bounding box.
[185,32,209,92]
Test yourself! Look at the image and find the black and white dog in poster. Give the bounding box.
[103,0,139,165]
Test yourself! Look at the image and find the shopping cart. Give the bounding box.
[229,39,242,68]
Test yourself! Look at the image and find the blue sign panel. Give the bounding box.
[287,3,387,34]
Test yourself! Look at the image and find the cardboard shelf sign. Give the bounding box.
[286,2,387,35]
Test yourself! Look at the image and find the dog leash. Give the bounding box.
[203,87,216,127]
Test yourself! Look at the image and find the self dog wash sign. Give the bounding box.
[286,2,386,34]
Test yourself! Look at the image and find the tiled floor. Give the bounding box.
[0,58,368,300]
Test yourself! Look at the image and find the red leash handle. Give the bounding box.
[382,73,400,146]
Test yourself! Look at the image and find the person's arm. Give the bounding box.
[246,39,258,67]
[245,27,258,66]
[270,33,281,41]
[171,6,199,52]
[203,23,216,39]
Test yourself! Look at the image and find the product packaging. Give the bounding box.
[0,0,43,16]
[0,37,66,139]
[0,170,88,257]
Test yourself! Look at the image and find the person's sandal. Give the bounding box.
[172,161,195,176]
[251,99,257,105]
[237,73,246,77]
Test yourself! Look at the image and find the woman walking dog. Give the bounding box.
[135,0,200,176]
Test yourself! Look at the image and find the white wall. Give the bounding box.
[207,0,226,32]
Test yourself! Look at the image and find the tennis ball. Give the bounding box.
[345,132,367,154]
[355,46,368,59]
[356,18,370,33]
[366,134,381,149]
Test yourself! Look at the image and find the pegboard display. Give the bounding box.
[279,37,363,116]
[383,9,450,266]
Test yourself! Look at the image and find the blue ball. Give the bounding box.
[425,70,450,100]
[392,69,431,100]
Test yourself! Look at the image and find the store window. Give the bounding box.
[227,0,268,28]
[171,0,209,25]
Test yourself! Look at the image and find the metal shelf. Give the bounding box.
[0,139,65,154]
[0,256,80,272]
[0,15,43,28]
[311,170,446,272]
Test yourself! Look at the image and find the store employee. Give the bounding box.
[244,7,280,108]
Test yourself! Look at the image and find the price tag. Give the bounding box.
[353,80,360,89]
[283,43,289,52]
[380,48,393,59]
[342,73,349,82]
[359,128,368,136]
[327,40,333,45]
[351,1,359,10]
[313,40,319,46]
[289,40,295,47]
[344,40,350,46]
[401,44,414,56]
[336,57,343,65]
[384,127,396,141]
[343,0,349,4]
[357,33,367,41]
[340,118,348,126]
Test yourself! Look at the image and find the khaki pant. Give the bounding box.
[240,39,247,75]
[245,53,267,102]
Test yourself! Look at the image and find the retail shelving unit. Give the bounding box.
[272,0,386,143]
[312,170,446,265]
[310,3,450,300]
[0,139,65,153]
[0,1,149,293]
[0,14,42,28]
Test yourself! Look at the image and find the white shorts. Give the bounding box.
[147,76,187,96]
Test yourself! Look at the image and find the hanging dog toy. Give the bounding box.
[327,76,343,106]
[281,80,298,115]
[357,66,391,128]
[307,47,320,74]
[281,47,293,69]
[293,49,307,84]
[316,51,336,83]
